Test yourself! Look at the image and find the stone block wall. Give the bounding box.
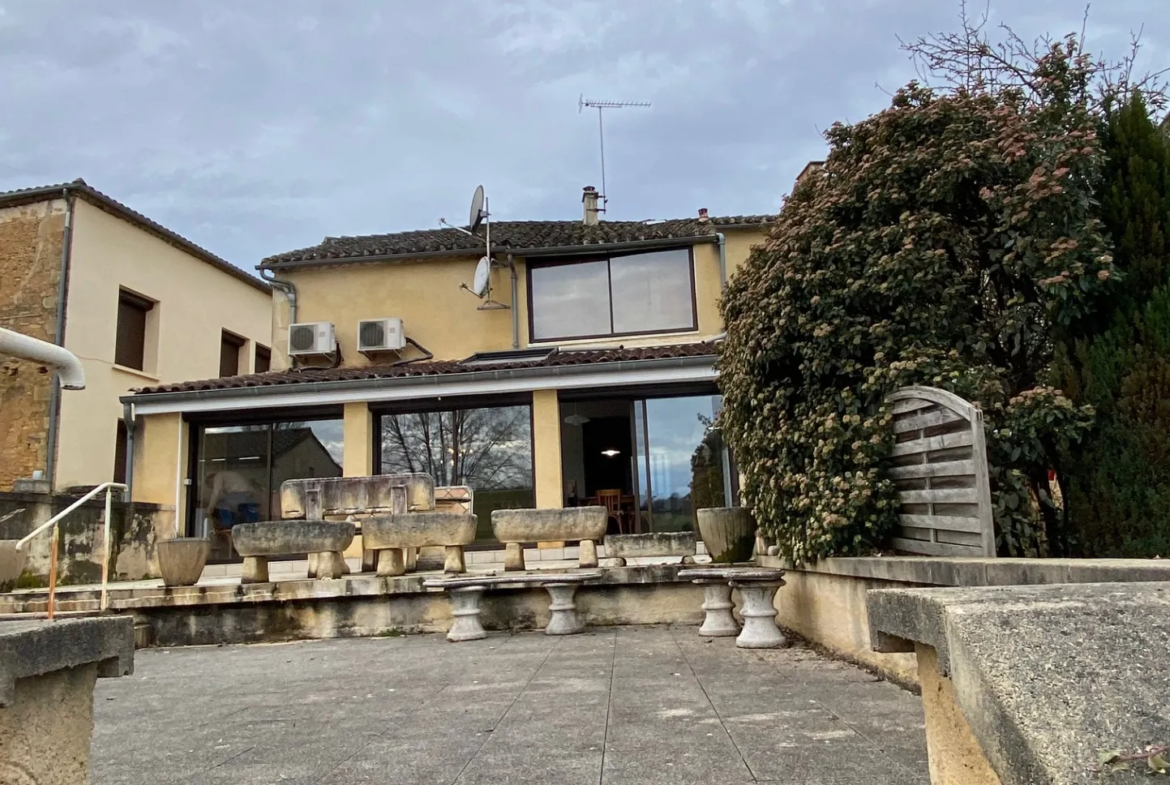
[0,492,166,587]
[0,199,67,490]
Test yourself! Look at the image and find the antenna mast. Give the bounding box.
[579,95,650,214]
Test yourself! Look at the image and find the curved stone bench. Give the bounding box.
[424,572,603,641]
[605,532,697,565]
[490,507,607,571]
[678,566,788,649]
[362,512,477,576]
[233,521,356,583]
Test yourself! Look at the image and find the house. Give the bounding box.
[0,180,272,491]
[124,186,773,550]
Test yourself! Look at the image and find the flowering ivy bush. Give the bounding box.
[718,52,1111,564]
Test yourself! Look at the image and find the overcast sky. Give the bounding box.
[1,1,1165,272]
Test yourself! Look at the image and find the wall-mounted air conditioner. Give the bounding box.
[288,321,336,356]
[358,318,406,354]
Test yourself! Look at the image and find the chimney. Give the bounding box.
[697,208,709,222]
[582,186,600,226]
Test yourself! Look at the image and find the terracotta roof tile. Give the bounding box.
[132,342,719,396]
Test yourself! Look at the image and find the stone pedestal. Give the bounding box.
[446,586,487,642]
[503,542,525,572]
[377,548,406,577]
[0,617,134,785]
[241,556,269,584]
[543,583,585,635]
[443,545,466,574]
[315,551,347,580]
[578,539,599,569]
[732,580,787,649]
[696,582,740,637]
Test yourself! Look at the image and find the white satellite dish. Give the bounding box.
[470,255,491,298]
[469,185,485,232]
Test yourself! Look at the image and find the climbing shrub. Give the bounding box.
[718,51,1112,564]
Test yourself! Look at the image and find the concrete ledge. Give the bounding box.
[868,582,1170,785]
[0,617,134,706]
[758,555,1170,587]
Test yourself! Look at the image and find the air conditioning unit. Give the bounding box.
[288,321,336,356]
[358,318,406,353]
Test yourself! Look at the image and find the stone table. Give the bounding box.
[424,572,604,641]
[0,616,134,785]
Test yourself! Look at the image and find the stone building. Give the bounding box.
[0,180,272,491]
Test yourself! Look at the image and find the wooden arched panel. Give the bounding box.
[884,386,995,557]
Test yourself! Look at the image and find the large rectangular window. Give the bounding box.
[528,248,696,342]
[377,402,535,542]
[191,417,344,560]
[115,290,154,370]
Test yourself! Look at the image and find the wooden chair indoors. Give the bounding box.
[597,489,630,534]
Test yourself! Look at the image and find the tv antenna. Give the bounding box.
[442,185,510,310]
[579,95,650,214]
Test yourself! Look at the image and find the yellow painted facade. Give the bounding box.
[267,229,764,369]
[128,223,768,522]
[57,199,272,489]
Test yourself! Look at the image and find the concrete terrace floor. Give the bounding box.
[90,627,929,785]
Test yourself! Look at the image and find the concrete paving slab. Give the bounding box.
[91,626,926,784]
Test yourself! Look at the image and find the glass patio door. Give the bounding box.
[632,395,730,533]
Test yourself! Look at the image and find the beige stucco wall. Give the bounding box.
[57,200,272,489]
[270,229,767,368]
[131,412,186,533]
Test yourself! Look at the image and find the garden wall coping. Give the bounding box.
[867,582,1170,785]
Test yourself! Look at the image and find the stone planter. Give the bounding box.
[696,507,757,564]
[156,538,210,587]
[0,540,26,587]
[362,512,477,576]
[491,507,607,570]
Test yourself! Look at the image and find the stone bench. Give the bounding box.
[678,567,788,649]
[490,507,606,571]
[868,582,1170,785]
[604,532,697,566]
[362,512,477,576]
[0,617,134,785]
[424,572,603,641]
[233,520,356,583]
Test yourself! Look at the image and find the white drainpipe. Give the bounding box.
[0,327,85,389]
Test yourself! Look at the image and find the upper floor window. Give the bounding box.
[220,331,245,377]
[255,344,271,374]
[115,290,154,371]
[528,248,696,342]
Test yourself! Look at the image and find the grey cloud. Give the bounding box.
[0,0,1165,271]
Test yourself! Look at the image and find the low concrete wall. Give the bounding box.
[0,492,169,588]
[0,565,708,647]
[758,555,1170,687]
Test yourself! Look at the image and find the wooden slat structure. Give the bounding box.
[885,386,995,557]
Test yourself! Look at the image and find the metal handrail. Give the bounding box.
[16,482,127,617]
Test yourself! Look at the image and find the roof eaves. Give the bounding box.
[0,181,271,294]
[122,352,718,405]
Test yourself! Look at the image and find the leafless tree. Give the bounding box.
[380,407,532,490]
[898,0,1168,111]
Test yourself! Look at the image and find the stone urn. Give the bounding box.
[697,507,758,564]
[0,540,26,587]
[156,537,210,587]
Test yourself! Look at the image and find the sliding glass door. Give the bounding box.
[632,395,728,532]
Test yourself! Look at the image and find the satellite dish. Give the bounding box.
[471,255,491,298]
[469,185,485,232]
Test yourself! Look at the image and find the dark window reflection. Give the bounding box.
[379,405,534,541]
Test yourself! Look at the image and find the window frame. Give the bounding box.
[114,289,154,371]
[254,344,271,374]
[526,246,699,344]
[219,330,246,378]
